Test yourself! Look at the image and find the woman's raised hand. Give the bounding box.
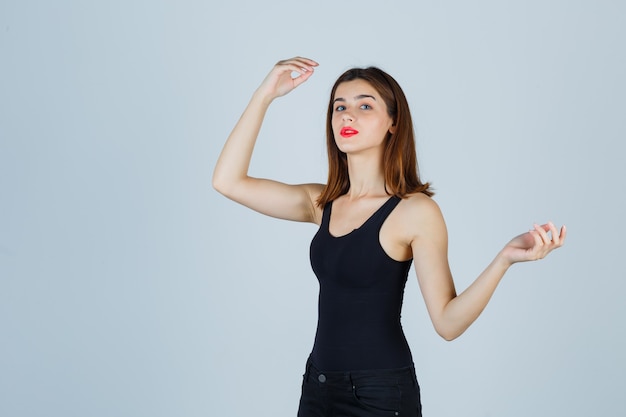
[256,57,319,100]
[499,222,567,265]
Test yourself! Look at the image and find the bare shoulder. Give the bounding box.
[393,193,447,244]
[380,193,446,260]
[397,193,444,222]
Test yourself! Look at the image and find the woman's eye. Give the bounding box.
[360,104,372,110]
[335,105,346,111]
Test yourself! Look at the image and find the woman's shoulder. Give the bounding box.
[394,192,446,235]
[399,192,442,215]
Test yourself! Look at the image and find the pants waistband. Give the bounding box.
[303,357,417,387]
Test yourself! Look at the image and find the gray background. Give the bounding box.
[1,0,625,416]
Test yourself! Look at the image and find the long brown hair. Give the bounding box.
[316,67,433,207]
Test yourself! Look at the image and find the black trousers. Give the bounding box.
[297,358,422,417]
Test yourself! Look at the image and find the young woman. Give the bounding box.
[213,57,566,416]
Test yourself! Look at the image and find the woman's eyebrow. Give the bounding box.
[333,94,377,103]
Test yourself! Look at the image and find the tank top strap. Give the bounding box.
[369,195,402,229]
[321,200,333,227]
[321,195,401,233]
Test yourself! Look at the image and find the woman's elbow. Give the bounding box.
[434,324,464,342]
[437,331,458,342]
[212,171,236,197]
[212,174,226,194]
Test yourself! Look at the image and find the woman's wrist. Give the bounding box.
[494,250,514,271]
[251,88,276,107]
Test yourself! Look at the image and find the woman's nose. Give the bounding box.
[342,112,354,122]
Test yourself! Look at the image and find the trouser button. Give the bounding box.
[318,374,326,383]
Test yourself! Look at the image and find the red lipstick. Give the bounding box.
[340,127,359,138]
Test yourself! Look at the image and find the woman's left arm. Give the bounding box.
[409,197,566,341]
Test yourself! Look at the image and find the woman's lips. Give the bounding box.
[340,127,359,138]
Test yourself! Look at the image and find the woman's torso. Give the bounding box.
[309,196,414,371]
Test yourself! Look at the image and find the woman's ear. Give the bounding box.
[389,123,396,134]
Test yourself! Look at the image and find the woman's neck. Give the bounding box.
[345,153,387,200]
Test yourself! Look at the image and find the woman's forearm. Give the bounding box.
[212,90,273,194]
[438,253,511,340]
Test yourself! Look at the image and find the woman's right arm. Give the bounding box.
[212,57,323,223]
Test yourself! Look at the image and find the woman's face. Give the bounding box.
[331,79,395,155]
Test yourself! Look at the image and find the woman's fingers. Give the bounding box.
[528,227,543,249]
[259,57,318,98]
[535,222,566,247]
[559,225,568,243]
[533,223,550,245]
[545,222,558,245]
[528,222,567,259]
[292,68,314,87]
[278,56,319,69]
[275,57,318,76]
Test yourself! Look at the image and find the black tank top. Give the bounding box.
[309,196,414,371]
